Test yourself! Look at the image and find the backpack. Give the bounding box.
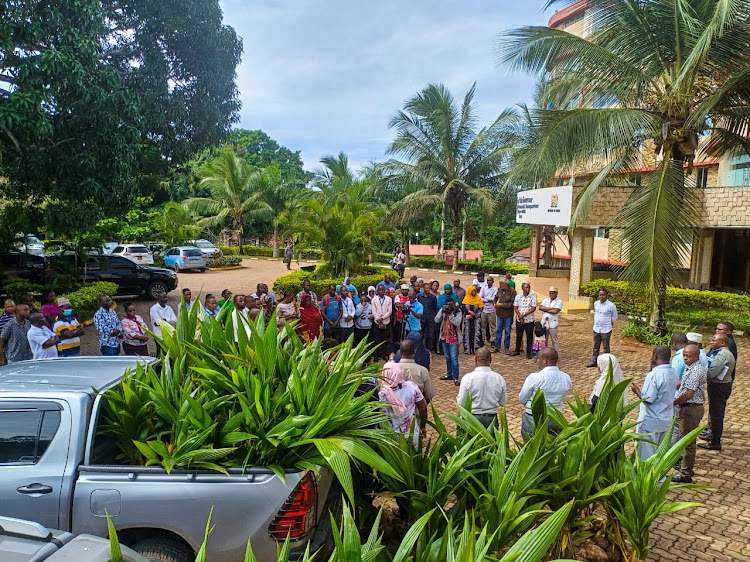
[322,293,341,308]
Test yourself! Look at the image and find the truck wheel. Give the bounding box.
[147,281,168,300]
[132,538,194,562]
[199,268,206,273]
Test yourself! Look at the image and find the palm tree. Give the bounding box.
[162,202,200,248]
[386,83,519,270]
[246,164,303,257]
[183,147,256,248]
[499,0,750,331]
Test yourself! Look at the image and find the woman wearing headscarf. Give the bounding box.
[394,331,431,370]
[298,294,323,343]
[341,277,360,305]
[590,353,627,411]
[379,361,427,448]
[462,285,483,354]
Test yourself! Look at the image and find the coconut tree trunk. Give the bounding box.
[460,210,467,261]
[438,210,446,260]
[272,224,280,258]
[452,211,461,271]
[403,229,410,266]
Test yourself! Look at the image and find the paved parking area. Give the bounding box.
[77,260,748,560]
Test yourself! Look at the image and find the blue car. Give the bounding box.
[163,246,207,272]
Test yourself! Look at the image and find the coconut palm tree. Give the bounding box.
[246,164,303,257]
[498,0,750,331]
[386,83,519,270]
[183,147,256,248]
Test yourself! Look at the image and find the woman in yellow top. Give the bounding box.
[462,285,484,355]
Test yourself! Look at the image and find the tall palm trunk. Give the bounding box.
[460,209,467,261]
[272,224,280,258]
[452,211,461,271]
[438,209,446,260]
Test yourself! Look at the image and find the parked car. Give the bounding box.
[101,242,118,255]
[11,234,46,256]
[0,357,341,562]
[189,239,222,259]
[144,243,166,259]
[163,246,206,272]
[0,252,48,284]
[0,515,147,561]
[110,244,154,266]
[82,255,178,299]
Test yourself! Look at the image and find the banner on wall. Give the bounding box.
[516,185,573,227]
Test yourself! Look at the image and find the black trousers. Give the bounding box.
[421,319,436,351]
[592,331,612,361]
[354,327,371,346]
[337,326,354,344]
[515,321,533,357]
[708,382,733,445]
[323,327,336,340]
[373,324,389,359]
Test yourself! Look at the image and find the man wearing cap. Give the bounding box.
[699,333,736,452]
[539,287,563,352]
[472,271,488,291]
[479,276,498,348]
[54,298,85,357]
[493,276,516,355]
[393,284,411,342]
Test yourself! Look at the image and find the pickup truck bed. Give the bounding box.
[0,357,342,562]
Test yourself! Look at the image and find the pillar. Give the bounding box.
[569,228,595,299]
[689,229,714,286]
[529,225,542,277]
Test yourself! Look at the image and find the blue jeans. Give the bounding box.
[442,341,459,379]
[60,347,81,357]
[495,316,513,350]
[101,345,120,356]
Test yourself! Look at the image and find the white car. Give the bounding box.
[189,239,223,259]
[111,244,154,265]
[101,242,118,255]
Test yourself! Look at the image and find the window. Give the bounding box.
[109,257,135,268]
[183,249,203,257]
[128,246,149,253]
[696,167,709,189]
[594,228,610,239]
[0,410,61,464]
[113,246,123,254]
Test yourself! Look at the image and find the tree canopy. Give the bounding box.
[0,0,242,228]
[228,129,309,182]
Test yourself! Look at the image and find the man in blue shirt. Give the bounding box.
[320,284,342,341]
[403,291,423,335]
[377,273,396,292]
[671,332,708,377]
[630,345,680,460]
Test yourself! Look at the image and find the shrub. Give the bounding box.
[407,256,529,275]
[64,282,119,319]
[0,279,45,301]
[273,268,386,299]
[206,256,243,268]
[298,248,322,260]
[621,321,673,345]
[218,245,274,257]
[580,279,750,330]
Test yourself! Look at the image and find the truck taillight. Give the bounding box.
[123,252,131,256]
[268,472,316,541]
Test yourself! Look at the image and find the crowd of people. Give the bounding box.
[0,271,739,482]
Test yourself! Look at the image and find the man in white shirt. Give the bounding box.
[472,271,488,291]
[371,284,393,360]
[27,312,59,359]
[538,286,563,351]
[519,348,572,440]
[587,289,618,367]
[479,276,498,348]
[457,347,507,428]
[630,346,680,460]
[149,292,177,353]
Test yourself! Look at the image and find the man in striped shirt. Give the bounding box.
[53,297,85,357]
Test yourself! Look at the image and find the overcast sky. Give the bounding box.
[220,1,552,172]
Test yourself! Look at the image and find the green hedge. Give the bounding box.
[207,256,243,267]
[273,269,387,299]
[0,281,118,321]
[219,245,273,257]
[407,256,529,275]
[0,280,45,301]
[580,279,750,330]
[621,321,673,345]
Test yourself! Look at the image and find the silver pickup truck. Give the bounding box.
[0,357,342,562]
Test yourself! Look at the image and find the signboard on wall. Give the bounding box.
[516,185,573,227]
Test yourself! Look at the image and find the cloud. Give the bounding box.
[220,0,549,171]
